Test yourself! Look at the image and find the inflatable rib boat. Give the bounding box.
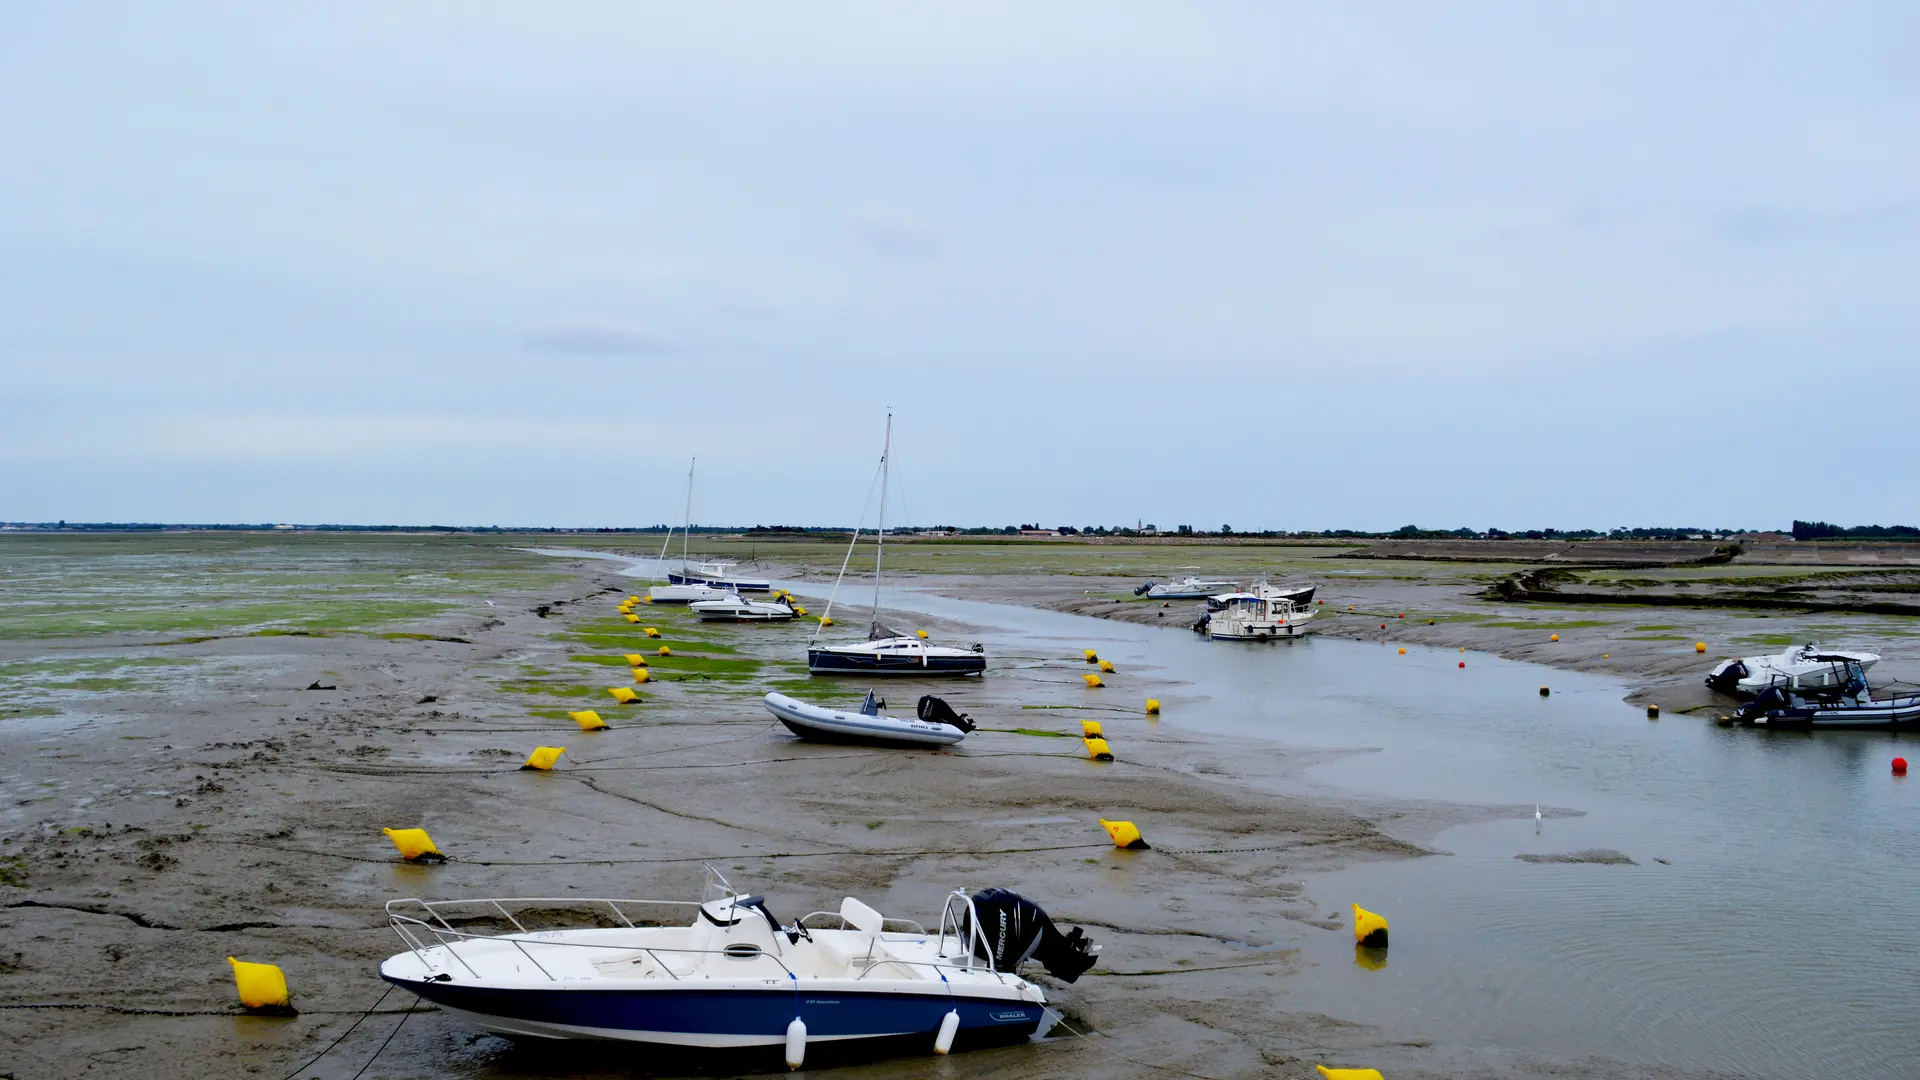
[763,691,974,747]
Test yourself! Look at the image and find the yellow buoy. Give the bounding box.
[569,710,609,731]
[793,605,807,616]
[1603,653,1609,659]
[657,646,671,656]
[626,595,639,604]
[1083,649,1099,663]
[1647,704,1660,719]
[521,746,565,770]
[631,669,651,684]
[226,957,293,1012]
[624,613,641,623]
[1083,737,1115,761]
[1144,698,1161,714]
[642,595,654,603]
[1540,686,1550,696]
[645,627,662,638]
[1098,818,1150,849]
[916,629,929,639]
[819,616,834,626]
[1081,719,1103,737]
[1098,659,1115,673]
[1549,634,1559,642]
[1352,903,1389,947]
[608,686,639,703]
[1315,1067,1385,1080]
[1397,647,1406,655]
[381,827,442,862]
[624,653,645,665]
[1083,673,1104,688]
[1696,641,1707,653]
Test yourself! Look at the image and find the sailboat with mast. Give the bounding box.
[807,413,986,676]
[646,459,744,604]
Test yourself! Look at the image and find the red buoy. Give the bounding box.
[1458,661,1466,669]
[1896,757,1909,775]
[1380,623,1386,630]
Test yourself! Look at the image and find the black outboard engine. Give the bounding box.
[1133,582,1156,597]
[916,695,975,732]
[966,888,1098,983]
[1704,659,1749,694]
[1735,684,1791,723]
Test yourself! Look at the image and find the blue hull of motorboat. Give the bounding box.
[807,649,986,676]
[382,977,1044,1049]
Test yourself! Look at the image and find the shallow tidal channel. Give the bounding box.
[757,575,1920,1080]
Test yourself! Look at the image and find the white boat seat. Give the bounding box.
[840,896,885,935]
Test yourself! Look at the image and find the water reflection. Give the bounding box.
[1353,945,1389,972]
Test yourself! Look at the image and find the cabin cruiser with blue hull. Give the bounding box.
[378,871,1095,1067]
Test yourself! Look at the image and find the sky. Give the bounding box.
[2,2,1915,532]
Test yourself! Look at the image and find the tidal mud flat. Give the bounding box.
[1,533,1868,1080]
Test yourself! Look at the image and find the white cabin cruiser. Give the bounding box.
[1706,642,1880,697]
[379,869,1096,1067]
[691,594,796,622]
[1196,592,1315,640]
[1134,575,1239,599]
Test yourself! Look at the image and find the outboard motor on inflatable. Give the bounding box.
[1133,582,1156,597]
[1736,684,1791,723]
[965,888,1098,983]
[917,695,975,733]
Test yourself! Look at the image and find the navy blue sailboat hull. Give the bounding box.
[807,648,986,676]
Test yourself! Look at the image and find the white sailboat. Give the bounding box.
[646,459,753,604]
[806,413,986,676]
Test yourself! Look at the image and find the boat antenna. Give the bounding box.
[872,410,891,635]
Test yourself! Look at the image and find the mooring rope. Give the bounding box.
[279,983,393,1080]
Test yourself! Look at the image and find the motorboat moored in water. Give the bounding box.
[1195,592,1315,640]
[691,594,797,622]
[1706,642,1881,697]
[763,690,974,746]
[669,560,773,593]
[1202,580,1316,611]
[379,869,1097,1067]
[1732,658,1920,729]
[1133,575,1239,599]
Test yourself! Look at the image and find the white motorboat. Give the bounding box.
[379,868,1097,1067]
[648,583,737,604]
[692,594,797,622]
[1134,574,1239,599]
[1705,642,1881,697]
[1196,592,1315,640]
[763,690,974,746]
[808,412,986,677]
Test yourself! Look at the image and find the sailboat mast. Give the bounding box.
[681,457,696,569]
[872,411,891,628]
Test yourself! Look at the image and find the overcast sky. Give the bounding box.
[3,3,1914,531]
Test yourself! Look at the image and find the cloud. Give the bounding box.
[523,324,672,356]
[848,208,940,262]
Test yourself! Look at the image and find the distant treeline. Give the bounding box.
[1790,520,1920,541]
[5,521,1913,542]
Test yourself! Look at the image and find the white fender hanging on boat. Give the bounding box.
[786,1016,807,1068]
[934,1008,960,1054]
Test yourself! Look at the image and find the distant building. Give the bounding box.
[1019,528,1061,537]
